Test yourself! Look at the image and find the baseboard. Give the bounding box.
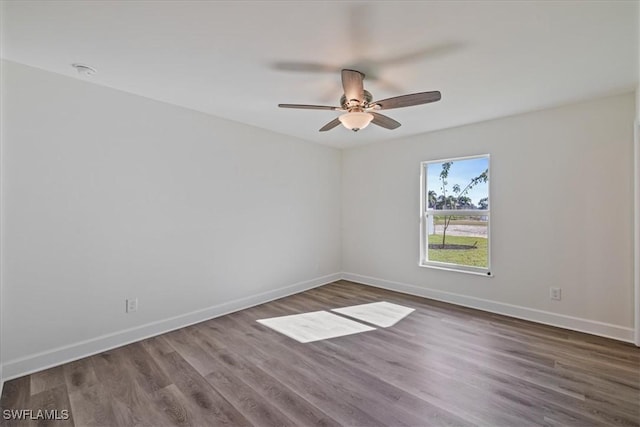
[2,272,341,381]
[342,272,635,343]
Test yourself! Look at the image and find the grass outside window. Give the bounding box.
[427,234,488,268]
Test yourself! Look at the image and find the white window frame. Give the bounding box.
[419,154,492,276]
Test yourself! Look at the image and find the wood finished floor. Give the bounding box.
[1,280,639,426]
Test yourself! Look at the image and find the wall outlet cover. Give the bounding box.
[126,298,138,313]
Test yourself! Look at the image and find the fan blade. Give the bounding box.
[271,61,341,74]
[373,91,441,110]
[371,112,401,130]
[369,42,463,68]
[319,118,342,132]
[341,69,365,103]
[278,104,339,111]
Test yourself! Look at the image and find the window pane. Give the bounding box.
[426,157,489,210]
[427,214,488,268]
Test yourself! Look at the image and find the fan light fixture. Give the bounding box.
[338,111,373,132]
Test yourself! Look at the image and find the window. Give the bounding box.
[420,155,491,276]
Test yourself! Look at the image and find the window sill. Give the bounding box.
[419,262,493,277]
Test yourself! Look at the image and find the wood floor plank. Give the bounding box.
[1,281,638,426]
[119,342,172,395]
[149,385,192,427]
[162,328,220,377]
[67,383,117,427]
[200,347,341,427]
[108,381,171,427]
[27,385,74,427]
[139,335,176,362]
[145,349,252,427]
[1,376,30,410]
[89,347,173,426]
[203,362,296,427]
[62,358,98,395]
[29,367,66,397]
[0,376,31,427]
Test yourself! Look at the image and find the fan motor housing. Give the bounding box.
[340,90,373,110]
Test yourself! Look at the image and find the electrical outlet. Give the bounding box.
[126,298,138,313]
[550,287,562,301]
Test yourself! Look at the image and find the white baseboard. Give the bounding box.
[2,273,341,381]
[342,272,635,343]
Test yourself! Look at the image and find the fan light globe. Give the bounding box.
[339,112,374,131]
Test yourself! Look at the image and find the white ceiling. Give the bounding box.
[1,1,637,148]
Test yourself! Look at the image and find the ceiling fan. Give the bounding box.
[278,69,441,132]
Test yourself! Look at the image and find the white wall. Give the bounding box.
[342,93,636,341]
[0,60,342,378]
[0,66,4,391]
[634,0,640,346]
